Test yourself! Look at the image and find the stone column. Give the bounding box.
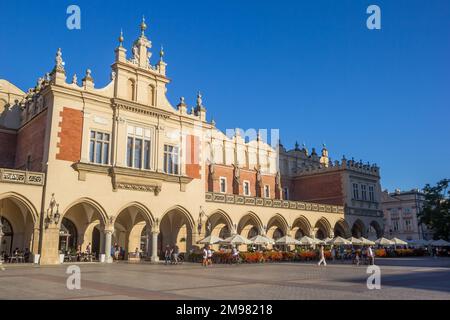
[39,226,61,265]
[99,229,105,256]
[0,222,3,265]
[146,228,152,259]
[151,231,159,262]
[104,228,113,263]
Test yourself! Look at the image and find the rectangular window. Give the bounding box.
[393,219,399,231]
[127,137,133,167]
[144,140,151,170]
[264,185,270,198]
[369,186,374,202]
[164,145,180,175]
[353,183,359,199]
[243,181,250,196]
[127,125,152,170]
[283,187,289,200]
[405,219,412,231]
[361,185,367,201]
[134,138,142,168]
[219,177,227,193]
[89,130,110,165]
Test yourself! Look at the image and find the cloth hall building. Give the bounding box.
[0,20,384,264]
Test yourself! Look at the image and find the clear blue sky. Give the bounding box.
[1,0,449,191]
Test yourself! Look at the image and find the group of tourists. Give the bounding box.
[112,243,126,260]
[163,244,181,265]
[318,245,375,266]
[1,247,31,263]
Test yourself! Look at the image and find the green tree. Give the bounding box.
[418,179,450,240]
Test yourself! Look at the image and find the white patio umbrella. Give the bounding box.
[375,237,394,246]
[249,235,275,245]
[220,234,253,245]
[322,237,333,245]
[275,235,301,245]
[197,235,224,245]
[314,238,325,245]
[390,237,408,246]
[359,237,376,246]
[408,239,431,247]
[431,239,450,247]
[347,237,363,245]
[297,236,316,245]
[328,236,351,245]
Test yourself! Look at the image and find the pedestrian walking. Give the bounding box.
[202,246,208,267]
[172,244,179,264]
[367,246,374,265]
[318,245,327,266]
[231,246,240,264]
[164,245,171,265]
[355,251,360,266]
[207,245,213,266]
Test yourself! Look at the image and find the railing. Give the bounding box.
[205,192,344,214]
[0,168,45,186]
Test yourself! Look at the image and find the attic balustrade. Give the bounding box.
[205,192,344,214]
[0,168,45,186]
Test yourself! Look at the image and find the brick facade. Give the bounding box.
[185,134,201,179]
[205,163,278,198]
[290,172,344,205]
[56,107,83,162]
[15,110,47,171]
[0,130,17,168]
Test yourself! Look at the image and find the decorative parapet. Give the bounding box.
[0,168,44,186]
[293,158,380,178]
[205,192,344,214]
[72,162,193,194]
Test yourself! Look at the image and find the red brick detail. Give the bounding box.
[56,107,83,162]
[291,172,344,205]
[239,169,256,196]
[15,110,48,171]
[0,130,17,168]
[204,164,277,199]
[261,174,276,198]
[185,134,201,179]
[205,164,234,193]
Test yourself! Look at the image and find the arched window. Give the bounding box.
[127,79,136,101]
[148,85,155,106]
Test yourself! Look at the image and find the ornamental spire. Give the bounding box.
[118,29,124,47]
[159,45,164,62]
[140,15,147,36]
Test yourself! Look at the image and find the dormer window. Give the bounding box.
[264,185,270,198]
[243,181,251,196]
[219,177,227,193]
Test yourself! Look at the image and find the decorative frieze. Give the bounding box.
[113,98,171,120]
[205,192,344,214]
[0,168,44,186]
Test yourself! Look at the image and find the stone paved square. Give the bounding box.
[1,257,449,300]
